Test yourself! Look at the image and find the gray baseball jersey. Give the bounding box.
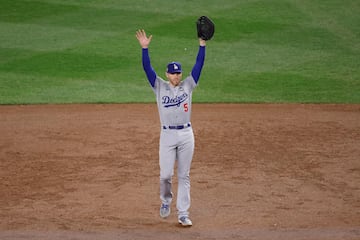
[152,75,197,127]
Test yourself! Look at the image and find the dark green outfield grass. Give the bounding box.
[0,0,359,104]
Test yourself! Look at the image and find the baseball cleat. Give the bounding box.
[160,204,170,218]
[178,216,192,227]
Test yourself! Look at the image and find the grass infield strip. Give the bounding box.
[0,0,359,104]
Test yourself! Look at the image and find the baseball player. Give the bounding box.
[136,29,206,227]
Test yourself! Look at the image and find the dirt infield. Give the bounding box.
[0,104,359,240]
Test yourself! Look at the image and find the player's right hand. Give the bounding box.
[136,29,153,49]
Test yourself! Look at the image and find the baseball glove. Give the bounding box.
[196,16,215,41]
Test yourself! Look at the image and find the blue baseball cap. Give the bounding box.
[166,62,182,74]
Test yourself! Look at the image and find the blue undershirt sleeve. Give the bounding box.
[142,48,156,88]
[191,46,206,84]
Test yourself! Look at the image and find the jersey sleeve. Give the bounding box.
[191,46,206,84]
[142,48,156,88]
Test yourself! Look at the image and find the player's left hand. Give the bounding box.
[199,38,206,46]
[136,29,152,49]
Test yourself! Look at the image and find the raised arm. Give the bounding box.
[191,39,206,83]
[136,30,156,87]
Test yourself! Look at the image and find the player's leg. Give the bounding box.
[159,130,177,208]
[176,128,195,219]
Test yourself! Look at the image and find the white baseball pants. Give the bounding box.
[159,127,194,218]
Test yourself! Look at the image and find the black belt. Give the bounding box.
[163,123,191,130]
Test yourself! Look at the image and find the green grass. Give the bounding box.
[0,0,359,104]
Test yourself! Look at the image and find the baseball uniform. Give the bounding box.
[141,45,205,221]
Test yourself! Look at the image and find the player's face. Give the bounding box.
[166,72,182,87]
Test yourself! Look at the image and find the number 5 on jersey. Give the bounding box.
[184,103,188,112]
